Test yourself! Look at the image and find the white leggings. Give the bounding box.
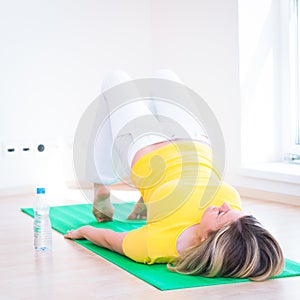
[86,70,209,185]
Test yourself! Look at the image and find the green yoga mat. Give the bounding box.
[22,202,300,290]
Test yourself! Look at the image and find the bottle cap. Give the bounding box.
[36,188,45,194]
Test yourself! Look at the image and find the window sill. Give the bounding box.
[239,162,300,184]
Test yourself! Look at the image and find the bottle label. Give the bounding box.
[33,212,52,251]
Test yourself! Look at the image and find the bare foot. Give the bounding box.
[64,228,84,239]
[92,203,114,222]
[93,184,114,222]
[127,197,147,220]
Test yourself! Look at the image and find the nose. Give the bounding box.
[220,202,231,213]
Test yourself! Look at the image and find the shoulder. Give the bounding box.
[122,226,150,263]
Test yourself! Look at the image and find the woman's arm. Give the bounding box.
[64,226,128,255]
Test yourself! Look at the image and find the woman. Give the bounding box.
[66,71,284,281]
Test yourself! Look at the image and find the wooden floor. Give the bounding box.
[1,190,300,300]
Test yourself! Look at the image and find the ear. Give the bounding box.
[200,235,207,243]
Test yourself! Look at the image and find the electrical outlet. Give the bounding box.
[19,141,35,156]
[34,139,59,153]
[2,141,19,157]
[19,139,59,155]
[1,138,63,159]
[20,141,46,154]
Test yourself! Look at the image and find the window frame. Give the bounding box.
[282,0,300,157]
[292,0,300,146]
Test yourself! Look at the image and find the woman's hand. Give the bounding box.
[64,228,85,239]
[64,226,127,255]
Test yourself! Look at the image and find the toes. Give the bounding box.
[97,217,112,223]
[127,213,137,220]
[127,212,142,220]
[127,213,147,220]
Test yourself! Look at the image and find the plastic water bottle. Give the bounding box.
[33,188,52,251]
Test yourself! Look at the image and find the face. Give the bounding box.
[198,202,245,241]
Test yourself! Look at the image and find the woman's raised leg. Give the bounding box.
[150,69,209,142]
[88,70,133,221]
[88,70,162,221]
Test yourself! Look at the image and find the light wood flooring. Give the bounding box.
[1,190,300,300]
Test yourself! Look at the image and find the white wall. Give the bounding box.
[151,0,241,185]
[0,0,152,191]
[1,0,299,199]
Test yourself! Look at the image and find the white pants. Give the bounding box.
[86,70,209,185]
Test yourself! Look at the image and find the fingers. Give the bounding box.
[64,228,85,239]
[64,230,75,239]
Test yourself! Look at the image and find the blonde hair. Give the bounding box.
[168,216,284,281]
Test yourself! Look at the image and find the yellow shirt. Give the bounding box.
[122,141,241,264]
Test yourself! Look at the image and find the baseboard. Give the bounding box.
[235,186,300,207]
[2,183,299,207]
[0,186,36,197]
[65,180,139,191]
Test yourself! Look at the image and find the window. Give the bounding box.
[238,0,300,166]
[238,0,300,186]
[290,0,300,146]
[298,101,300,145]
[238,0,282,166]
[295,0,300,145]
[284,0,300,161]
